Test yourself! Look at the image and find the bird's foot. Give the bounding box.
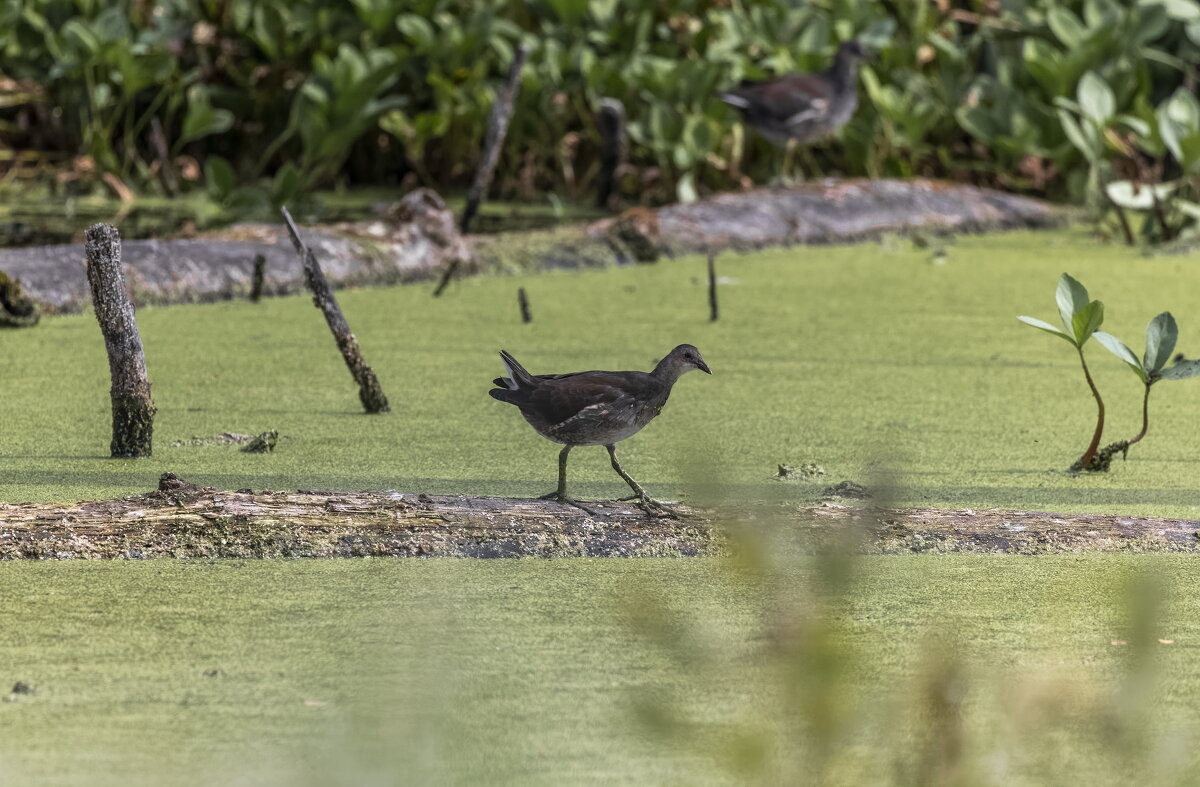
[538,492,597,516]
[617,493,681,519]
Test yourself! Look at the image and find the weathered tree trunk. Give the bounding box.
[595,98,626,210]
[460,45,529,234]
[83,223,155,458]
[280,207,390,414]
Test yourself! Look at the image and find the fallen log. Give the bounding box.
[2,474,1200,559]
[0,188,473,314]
[3,180,1060,315]
[0,473,712,559]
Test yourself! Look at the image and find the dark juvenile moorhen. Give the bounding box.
[489,345,711,515]
[720,40,870,177]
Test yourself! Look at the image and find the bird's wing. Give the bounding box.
[725,74,834,126]
[524,373,649,429]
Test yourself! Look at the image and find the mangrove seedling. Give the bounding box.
[1018,273,1107,471]
[1093,312,1200,460]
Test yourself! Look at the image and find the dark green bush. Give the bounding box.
[1,0,1197,219]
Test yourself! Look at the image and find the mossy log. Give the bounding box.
[2,475,1199,559]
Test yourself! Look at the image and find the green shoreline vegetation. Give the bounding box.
[3,229,1200,518]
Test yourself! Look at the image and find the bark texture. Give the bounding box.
[281,207,390,414]
[84,223,156,458]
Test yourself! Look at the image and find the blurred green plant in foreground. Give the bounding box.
[0,0,1197,229]
[622,504,1197,785]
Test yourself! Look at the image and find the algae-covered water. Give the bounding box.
[5,230,1200,785]
[3,229,1199,517]
[1,555,1199,786]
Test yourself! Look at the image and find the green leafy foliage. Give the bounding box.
[1,0,1198,214]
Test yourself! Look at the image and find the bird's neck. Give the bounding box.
[650,360,684,386]
[828,52,859,92]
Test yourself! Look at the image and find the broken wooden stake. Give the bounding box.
[707,252,719,322]
[250,253,266,302]
[432,257,459,298]
[595,98,626,210]
[518,286,532,323]
[84,222,156,457]
[460,44,528,234]
[280,207,390,414]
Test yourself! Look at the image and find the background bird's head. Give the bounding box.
[837,40,872,63]
[656,344,712,379]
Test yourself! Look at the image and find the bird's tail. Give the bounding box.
[498,349,535,390]
[719,91,751,109]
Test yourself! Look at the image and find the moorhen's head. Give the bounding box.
[836,40,872,62]
[657,344,712,379]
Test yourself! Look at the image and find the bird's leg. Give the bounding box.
[537,445,596,515]
[799,144,823,180]
[780,139,802,186]
[606,445,679,519]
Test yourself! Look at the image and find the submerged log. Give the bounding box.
[84,223,156,458]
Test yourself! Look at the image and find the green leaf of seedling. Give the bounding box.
[1071,300,1104,345]
[1094,331,1147,382]
[1105,180,1179,210]
[1056,273,1091,333]
[1159,359,1200,380]
[1078,72,1116,125]
[1018,315,1077,345]
[1144,312,1178,374]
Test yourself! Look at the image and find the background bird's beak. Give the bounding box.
[698,360,712,375]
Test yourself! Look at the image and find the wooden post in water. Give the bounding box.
[280,207,390,414]
[595,98,626,210]
[460,45,528,235]
[84,223,156,457]
[518,287,532,323]
[249,253,266,302]
[707,252,719,323]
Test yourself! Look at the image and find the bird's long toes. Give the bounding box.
[538,493,598,517]
[622,495,681,519]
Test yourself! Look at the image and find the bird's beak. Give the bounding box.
[697,360,712,375]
